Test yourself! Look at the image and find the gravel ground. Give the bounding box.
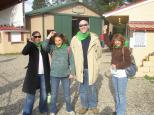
[0,52,154,115]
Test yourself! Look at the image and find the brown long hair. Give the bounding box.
[111,34,125,48]
[53,33,67,44]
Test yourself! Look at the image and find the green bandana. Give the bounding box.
[76,31,90,41]
[114,45,121,48]
[124,40,129,47]
[34,42,43,48]
[34,42,43,51]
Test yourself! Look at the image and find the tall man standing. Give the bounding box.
[70,20,102,114]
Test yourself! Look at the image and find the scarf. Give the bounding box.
[114,45,121,48]
[76,31,90,41]
[34,42,43,51]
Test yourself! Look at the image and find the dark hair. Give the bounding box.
[53,33,67,44]
[32,31,40,36]
[111,34,125,48]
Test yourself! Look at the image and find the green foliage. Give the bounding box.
[32,0,50,10]
[144,75,154,80]
[144,74,154,83]
[48,0,138,13]
[80,0,130,13]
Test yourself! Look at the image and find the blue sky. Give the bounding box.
[25,0,33,12]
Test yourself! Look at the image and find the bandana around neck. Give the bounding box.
[76,31,90,41]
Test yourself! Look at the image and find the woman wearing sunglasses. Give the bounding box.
[22,31,50,115]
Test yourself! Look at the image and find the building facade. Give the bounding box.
[26,1,104,43]
[103,0,154,76]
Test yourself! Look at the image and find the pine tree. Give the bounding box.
[32,0,51,10]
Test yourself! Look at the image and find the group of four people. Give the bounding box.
[22,20,132,115]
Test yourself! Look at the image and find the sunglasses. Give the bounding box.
[79,24,88,27]
[33,35,41,38]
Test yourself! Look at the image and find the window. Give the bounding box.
[11,32,21,42]
[133,32,146,47]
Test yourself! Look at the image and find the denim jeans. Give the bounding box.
[112,76,128,115]
[50,77,72,113]
[23,74,47,115]
[79,69,97,109]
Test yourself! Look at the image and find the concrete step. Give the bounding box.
[149,67,154,72]
[143,61,154,67]
[142,72,154,77]
[135,71,154,77]
[138,67,150,73]
[149,56,154,61]
[138,67,154,73]
[135,72,144,77]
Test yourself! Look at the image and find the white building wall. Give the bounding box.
[0,3,23,26]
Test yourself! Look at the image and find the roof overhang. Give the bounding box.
[0,0,26,11]
[0,26,29,32]
[106,16,129,25]
[103,0,154,18]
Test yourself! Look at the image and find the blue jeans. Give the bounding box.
[50,77,72,113]
[112,76,128,115]
[79,69,97,109]
[23,74,47,115]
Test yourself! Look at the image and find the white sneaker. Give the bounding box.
[50,113,55,115]
[67,111,75,115]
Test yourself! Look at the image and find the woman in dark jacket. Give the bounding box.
[22,31,50,115]
[110,34,131,115]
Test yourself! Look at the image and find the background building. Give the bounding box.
[26,1,104,43]
[103,0,154,76]
[0,0,29,54]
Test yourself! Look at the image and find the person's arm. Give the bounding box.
[69,47,76,77]
[22,41,32,55]
[42,32,55,52]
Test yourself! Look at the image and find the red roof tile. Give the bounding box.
[129,21,154,31]
[0,26,27,32]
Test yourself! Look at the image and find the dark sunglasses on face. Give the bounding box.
[33,35,41,38]
[79,24,88,27]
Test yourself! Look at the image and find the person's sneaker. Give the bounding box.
[67,111,76,115]
[50,113,55,115]
[78,108,88,114]
[90,108,99,114]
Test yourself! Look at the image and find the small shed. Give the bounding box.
[26,1,104,43]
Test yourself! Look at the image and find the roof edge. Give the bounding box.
[103,0,154,17]
[26,1,102,16]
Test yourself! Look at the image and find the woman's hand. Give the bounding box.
[68,74,74,79]
[47,31,56,39]
[111,64,116,68]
